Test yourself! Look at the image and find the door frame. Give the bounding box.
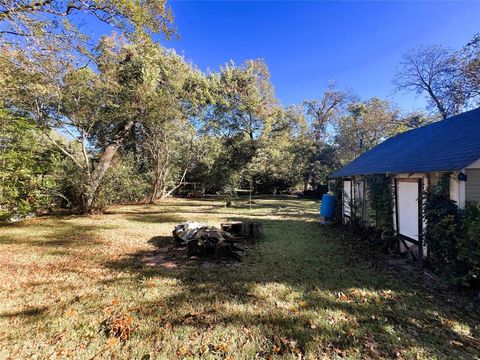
[394,177,424,266]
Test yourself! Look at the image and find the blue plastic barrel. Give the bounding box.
[320,194,335,218]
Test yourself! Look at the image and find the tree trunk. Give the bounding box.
[159,170,169,200]
[161,166,188,200]
[149,141,170,204]
[426,87,448,120]
[83,120,135,213]
[149,177,160,204]
[303,173,311,192]
[149,150,162,204]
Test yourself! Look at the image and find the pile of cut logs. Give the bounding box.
[172,221,262,261]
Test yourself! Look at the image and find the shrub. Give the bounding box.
[331,178,343,225]
[423,174,461,279]
[56,161,89,209]
[0,110,62,221]
[96,155,150,210]
[57,154,150,213]
[424,173,480,287]
[456,203,480,286]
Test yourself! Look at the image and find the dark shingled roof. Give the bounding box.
[331,107,480,177]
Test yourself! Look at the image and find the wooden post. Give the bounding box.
[417,178,424,269]
[350,179,354,221]
[394,177,400,254]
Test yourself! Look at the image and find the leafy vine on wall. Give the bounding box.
[424,173,480,286]
[365,174,395,249]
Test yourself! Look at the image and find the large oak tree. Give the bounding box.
[0,1,177,212]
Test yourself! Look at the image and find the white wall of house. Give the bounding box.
[339,164,480,258]
[465,157,480,203]
[466,158,480,169]
[450,172,466,209]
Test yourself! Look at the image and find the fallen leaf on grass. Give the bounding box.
[336,291,349,302]
[364,338,381,358]
[326,343,347,357]
[199,344,209,354]
[49,332,65,345]
[144,280,156,287]
[107,336,118,348]
[243,326,253,337]
[64,308,76,318]
[298,301,309,309]
[215,342,230,353]
[270,335,304,357]
[101,312,133,341]
[288,304,298,312]
[176,345,191,356]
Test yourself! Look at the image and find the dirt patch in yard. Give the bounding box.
[142,235,248,269]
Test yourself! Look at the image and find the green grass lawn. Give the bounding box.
[0,197,479,359]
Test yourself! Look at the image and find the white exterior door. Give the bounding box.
[397,180,419,242]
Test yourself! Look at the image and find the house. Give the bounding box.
[330,107,480,262]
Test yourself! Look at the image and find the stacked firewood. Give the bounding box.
[220,221,262,243]
[172,221,262,261]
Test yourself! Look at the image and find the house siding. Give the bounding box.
[466,169,480,202]
[450,172,466,209]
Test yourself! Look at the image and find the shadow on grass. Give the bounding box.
[123,213,186,224]
[105,197,225,215]
[104,196,318,216]
[0,306,49,319]
[102,213,480,358]
[0,221,107,249]
[107,205,319,222]
[2,198,479,357]
[148,235,173,248]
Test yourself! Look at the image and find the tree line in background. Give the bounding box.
[0,1,479,218]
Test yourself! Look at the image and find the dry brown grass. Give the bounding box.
[0,197,479,359]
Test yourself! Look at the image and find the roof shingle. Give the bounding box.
[331,107,480,177]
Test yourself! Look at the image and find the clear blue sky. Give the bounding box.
[89,1,480,113]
